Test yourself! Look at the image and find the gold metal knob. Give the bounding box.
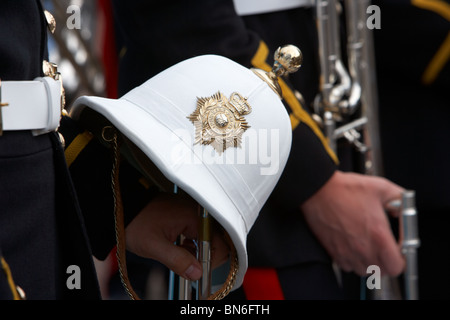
[251,44,303,99]
[273,45,303,76]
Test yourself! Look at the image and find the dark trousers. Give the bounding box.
[0,131,59,299]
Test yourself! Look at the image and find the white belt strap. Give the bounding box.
[233,0,314,16]
[0,77,62,136]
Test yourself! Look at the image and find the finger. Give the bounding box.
[211,232,231,269]
[375,178,405,218]
[377,232,405,276]
[152,240,203,281]
[368,203,405,276]
[180,238,197,256]
[384,198,402,217]
[336,260,353,273]
[347,244,377,277]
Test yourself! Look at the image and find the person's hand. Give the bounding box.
[301,170,405,276]
[125,192,230,281]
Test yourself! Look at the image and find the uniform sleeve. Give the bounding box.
[111,0,261,95]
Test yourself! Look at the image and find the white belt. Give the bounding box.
[0,77,62,136]
[233,0,314,16]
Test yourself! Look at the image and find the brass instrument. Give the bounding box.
[313,0,420,300]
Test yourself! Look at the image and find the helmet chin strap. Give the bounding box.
[104,126,141,300]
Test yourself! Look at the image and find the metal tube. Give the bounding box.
[197,208,212,300]
[316,0,337,108]
[168,184,193,300]
[177,234,193,300]
[324,111,337,153]
[401,190,420,300]
[170,203,212,300]
[168,235,193,300]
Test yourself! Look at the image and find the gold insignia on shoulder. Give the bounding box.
[187,91,251,154]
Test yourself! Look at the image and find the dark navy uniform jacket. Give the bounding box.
[0,1,154,299]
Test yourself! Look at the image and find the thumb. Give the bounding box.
[153,241,203,281]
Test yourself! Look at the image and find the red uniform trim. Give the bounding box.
[97,0,118,99]
[242,267,285,300]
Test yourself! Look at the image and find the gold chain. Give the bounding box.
[208,234,239,300]
[108,128,141,300]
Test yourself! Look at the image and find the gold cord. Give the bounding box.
[208,234,239,300]
[110,129,141,300]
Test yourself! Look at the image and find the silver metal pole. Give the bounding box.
[401,190,420,300]
[197,208,212,300]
